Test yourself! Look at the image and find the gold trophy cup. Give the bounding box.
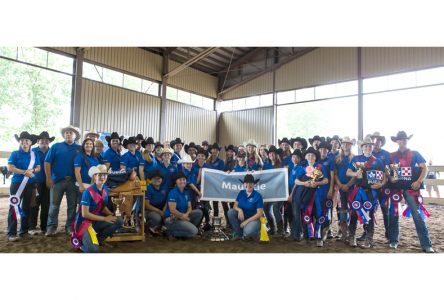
[389,163,400,182]
[353,162,365,179]
[111,196,124,217]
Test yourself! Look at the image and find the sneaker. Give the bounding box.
[349,236,357,247]
[45,228,57,237]
[327,228,334,239]
[357,232,366,242]
[316,240,324,247]
[7,236,19,242]
[361,239,373,249]
[423,247,435,253]
[389,242,398,249]
[29,229,39,236]
[321,227,329,242]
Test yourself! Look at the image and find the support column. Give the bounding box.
[272,70,277,145]
[159,52,169,142]
[71,47,84,127]
[357,47,364,153]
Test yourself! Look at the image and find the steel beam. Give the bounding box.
[163,47,218,79]
[71,47,84,127]
[357,47,364,153]
[159,52,169,142]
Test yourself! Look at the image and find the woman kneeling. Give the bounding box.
[71,165,123,252]
[228,174,264,240]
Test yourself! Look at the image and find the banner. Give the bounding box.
[201,168,288,202]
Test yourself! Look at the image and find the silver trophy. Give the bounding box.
[209,217,229,241]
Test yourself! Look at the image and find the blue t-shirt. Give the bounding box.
[121,151,144,176]
[143,153,158,179]
[327,150,340,160]
[145,184,167,210]
[335,154,353,185]
[207,157,224,171]
[158,162,178,191]
[192,162,208,189]
[74,153,100,184]
[183,167,197,186]
[233,164,247,172]
[247,157,263,171]
[319,155,336,180]
[289,163,302,191]
[8,149,41,184]
[281,155,292,168]
[164,187,190,218]
[263,162,282,170]
[171,152,181,167]
[103,148,122,172]
[74,184,109,229]
[389,149,426,189]
[372,149,391,167]
[349,155,385,188]
[236,190,264,219]
[294,160,328,183]
[32,146,48,183]
[44,142,81,183]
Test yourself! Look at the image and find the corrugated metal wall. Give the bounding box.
[362,47,444,78]
[164,100,216,143]
[276,47,358,91]
[168,59,218,98]
[80,79,161,139]
[218,107,273,149]
[221,72,274,100]
[84,47,162,81]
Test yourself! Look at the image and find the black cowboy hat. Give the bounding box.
[141,137,155,148]
[14,131,37,145]
[148,169,164,180]
[201,140,209,146]
[292,137,308,149]
[185,142,199,153]
[303,147,320,161]
[224,144,238,154]
[172,171,187,185]
[309,135,325,146]
[123,136,138,149]
[136,134,144,141]
[268,145,278,154]
[105,132,123,143]
[327,135,341,145]
[291,149,304,160]
[237,151,247,158]
[208,143,221,151]
[278,137,291,145]
[196,148,209,158]
[170,138,184,147]
[318,140,332,151]
[391,131,413,142]
[154,142,163,149]
[239,174,260,184]
[36,131,55,143]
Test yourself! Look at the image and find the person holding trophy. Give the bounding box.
[385,131,434,253]
[71,165,123,253]
[346,135,386,248]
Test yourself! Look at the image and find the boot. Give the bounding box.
[340,222,348,243]
[349,235,357,247]
[357,232,366,242]
[361,237,373,249]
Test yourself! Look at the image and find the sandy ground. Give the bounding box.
[0,196,442,253]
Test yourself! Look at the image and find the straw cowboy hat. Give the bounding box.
[88,164,108,178]
[61,125,81,141]
[14,131,37,145]
[357,135,375,147]
[341,136,356,146]
[245,139,258,148]
[369,132,386,146]
[36,131,55,143]
[391,131,413,142]
[177,155,195,164]
[85,129,100,139]
[161,148,173,156]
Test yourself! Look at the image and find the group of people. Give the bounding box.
[6,125,435,253]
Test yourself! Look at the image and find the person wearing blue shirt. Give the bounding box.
[179,156,202,209]
[145,170,168,234]
[233,152,248,172]
[142,137,158,179]
[227,174,264,240]
[292,147,329,246]
[94,139,106,164]
[170,138,184,168]
[285,148,303,238]
[72,165,123,253]
[278,137,293,168]
[245,139,263,171]
[7,132,41,242]
[193,148,211,230]
[386,131,433,253]
[206,143,225,219]
[158,148,178,192]
[44,125,82,237]
[74,138,100,201]
[346,135,386,248]
[334,136,356,243]
[327,135,341,160]
[103,132,123,172]
[29,131,54,235]
[120,137,145,180]
[164,172,203,239]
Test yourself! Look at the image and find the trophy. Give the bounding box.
[389,163,400,182]
[353,162,365,179]
[111,196,124,217]
[210,217,229,241]
[306,165,324,184]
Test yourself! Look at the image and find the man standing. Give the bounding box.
[170,138,184,168]
[29,131,54,235]
[103,132,124,171]
[44,125,82,236]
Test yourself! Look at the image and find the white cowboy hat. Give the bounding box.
[88,164,108,178]
[161,148,173,156]
[245,139,258,148]
[61,125,81,141]
[357,135,375,147]
[85,129,100,139]
[177,155,195,164]
[370,132,386,146]
[341,136,356,146]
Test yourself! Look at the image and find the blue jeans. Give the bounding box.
[47,178,80,233]
[81,217,123,253]
[290,193,302,240]
[264,201,284,234]
[388,190,432,249]
[338,190,349,223]
[7,182,34,237]
[227,209,260,239]
[165,209,202,238]
[146,210,163,228]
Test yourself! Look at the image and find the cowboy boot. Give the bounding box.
[340,222,348,243]
[349,235,357,247]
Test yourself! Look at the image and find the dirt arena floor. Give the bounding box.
[0,196,442,253]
